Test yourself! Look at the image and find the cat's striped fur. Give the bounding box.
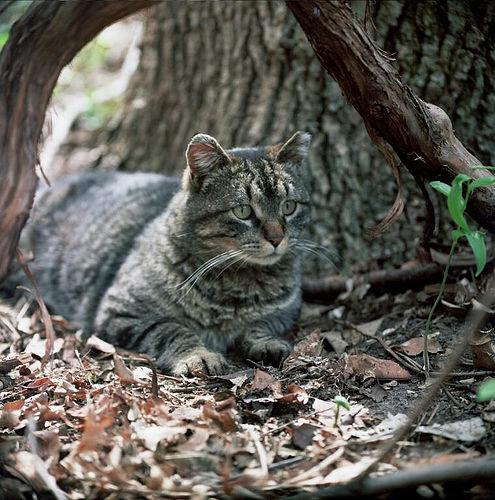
[21,132,312,374]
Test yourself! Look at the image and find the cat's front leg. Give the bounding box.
[244,335,292,367]
[137,323,229,376]
[168,346,228,376]
[96,308,228,375]
[238,326,292,367]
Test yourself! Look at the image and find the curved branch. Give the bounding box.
[287,0,495,233]
[0,0,157,281]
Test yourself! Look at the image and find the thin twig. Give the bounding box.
[248,427,269,476]
[423,239,457,375]
[16,248,55,367]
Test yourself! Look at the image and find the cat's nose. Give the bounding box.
[263,222,284,247]
[266,234,284,247]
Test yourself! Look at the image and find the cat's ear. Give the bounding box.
[184,133,231,190]
[275,131,312,165]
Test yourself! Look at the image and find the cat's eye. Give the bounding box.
[232,205,252,220]
[282,200,297,216]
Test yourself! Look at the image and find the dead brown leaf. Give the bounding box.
[251,369,275,391]
[283,329,321,369]
[393,337,442,356]
[470,332,495,370]
[4,399,25,411]
[203,401,236,432]
[113,353,138,384]
[345,354,411,380]
[278,384,309,404]
[77,408,115,453]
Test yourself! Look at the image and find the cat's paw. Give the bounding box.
[246,338,292,367]
[172,348,228,376]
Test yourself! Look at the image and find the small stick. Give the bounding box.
[248,427,269,476]
[16,248,56,368]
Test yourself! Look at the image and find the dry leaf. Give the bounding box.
[283,329,321,369]
[278,384,309,404]
[86,335,116,354]
[203,402,236,432]
[77,409,114,453]
[345,354,411,380]
[393,337,442,356]
[251,369,275,391]
[4,399,25,411]
[14,451,67,500]
[470,333,495,370]
[132,422,187,451]
[113,353,138,384]
[416,417,486,443]
[25,334,64,358]
[355,318,383,337]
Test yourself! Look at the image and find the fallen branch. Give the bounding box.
[288,458,495,499]
[302,263,443,302]
[287,1,495,233]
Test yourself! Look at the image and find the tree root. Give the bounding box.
[302,263,443,303]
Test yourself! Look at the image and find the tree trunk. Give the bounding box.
[0,0,155,282]
[69,0,495,272]
[288,0,495,233]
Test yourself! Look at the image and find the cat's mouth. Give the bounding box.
[241,239,289,266]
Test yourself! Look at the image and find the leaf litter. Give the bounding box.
[1,280,494,498]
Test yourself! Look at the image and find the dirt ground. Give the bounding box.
[1,275,494,499]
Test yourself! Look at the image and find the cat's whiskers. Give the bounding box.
[177,249,244,296]
[291,239,337,268]
[212,252,248,281]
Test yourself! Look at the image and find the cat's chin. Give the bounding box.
[242,253,285,267]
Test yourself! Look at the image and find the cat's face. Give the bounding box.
[181,132,311,266]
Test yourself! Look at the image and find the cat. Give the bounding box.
[20,131,312,375]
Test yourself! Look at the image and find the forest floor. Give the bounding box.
[1,274,495,499]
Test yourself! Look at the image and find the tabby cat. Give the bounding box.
[21,132,312,374]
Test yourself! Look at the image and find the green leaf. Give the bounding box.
[451,229,465,243]
[333,395,351,410]
[465,230,486,276]
[430,181,451,197]
[468,176,495,196]
[447,175,470,231]
[478,379,495,402]
[0,30,9,52]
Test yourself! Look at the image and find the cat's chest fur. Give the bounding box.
[174,261,300,329]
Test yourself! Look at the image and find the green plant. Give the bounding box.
[0,30,9,51]
[426,167,495,375]
[478,378,495,402]
[333,395,350,426]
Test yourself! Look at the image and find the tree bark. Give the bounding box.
[287,0,495,233]
[0,0,156,282]
[51,1,495,272]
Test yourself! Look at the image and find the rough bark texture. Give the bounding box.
[288,0,495,233]
[66,0,495,272]
[0,0,155,282]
